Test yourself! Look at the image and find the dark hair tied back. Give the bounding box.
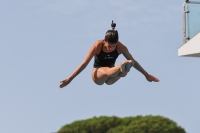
[111,20,116,30]
[104,20,118,43]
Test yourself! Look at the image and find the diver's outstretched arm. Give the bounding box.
[60,42,98,88]
[119,42,159,82]
[132,61,159,82]
[59,63,87,88]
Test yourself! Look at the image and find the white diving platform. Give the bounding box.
[178,32,200,57]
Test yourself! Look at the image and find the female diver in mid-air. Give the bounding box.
[60,21,159,88]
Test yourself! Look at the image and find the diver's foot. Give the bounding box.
[125,60,133,72]
[120,60,128,73]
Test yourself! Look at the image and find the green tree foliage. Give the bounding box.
[57,115,186,133]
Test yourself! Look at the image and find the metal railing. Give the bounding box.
[183,0,200,44]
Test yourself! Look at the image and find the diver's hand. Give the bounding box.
[60,78,72,88]
[146,74,159,82]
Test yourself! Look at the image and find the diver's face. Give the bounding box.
[104,42,117,52]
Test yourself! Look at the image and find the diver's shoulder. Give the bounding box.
[94,40,103,47]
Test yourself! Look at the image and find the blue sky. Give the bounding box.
[1,0,200,133]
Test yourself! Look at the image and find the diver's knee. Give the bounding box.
[96,82,104,85]
[93,80,104,85]
[105,81,113,85]
[105,79,116,85]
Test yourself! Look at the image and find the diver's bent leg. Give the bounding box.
[106,60,127,77]
[106,66,120,77]
[92,67,109,85]
[125,60,133,72]
[117,72,127,77]
[105,76,121,85]
[92,61,129,85]
[105,61,133,85]
[117,60,133,77]
[106,70,128,85]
